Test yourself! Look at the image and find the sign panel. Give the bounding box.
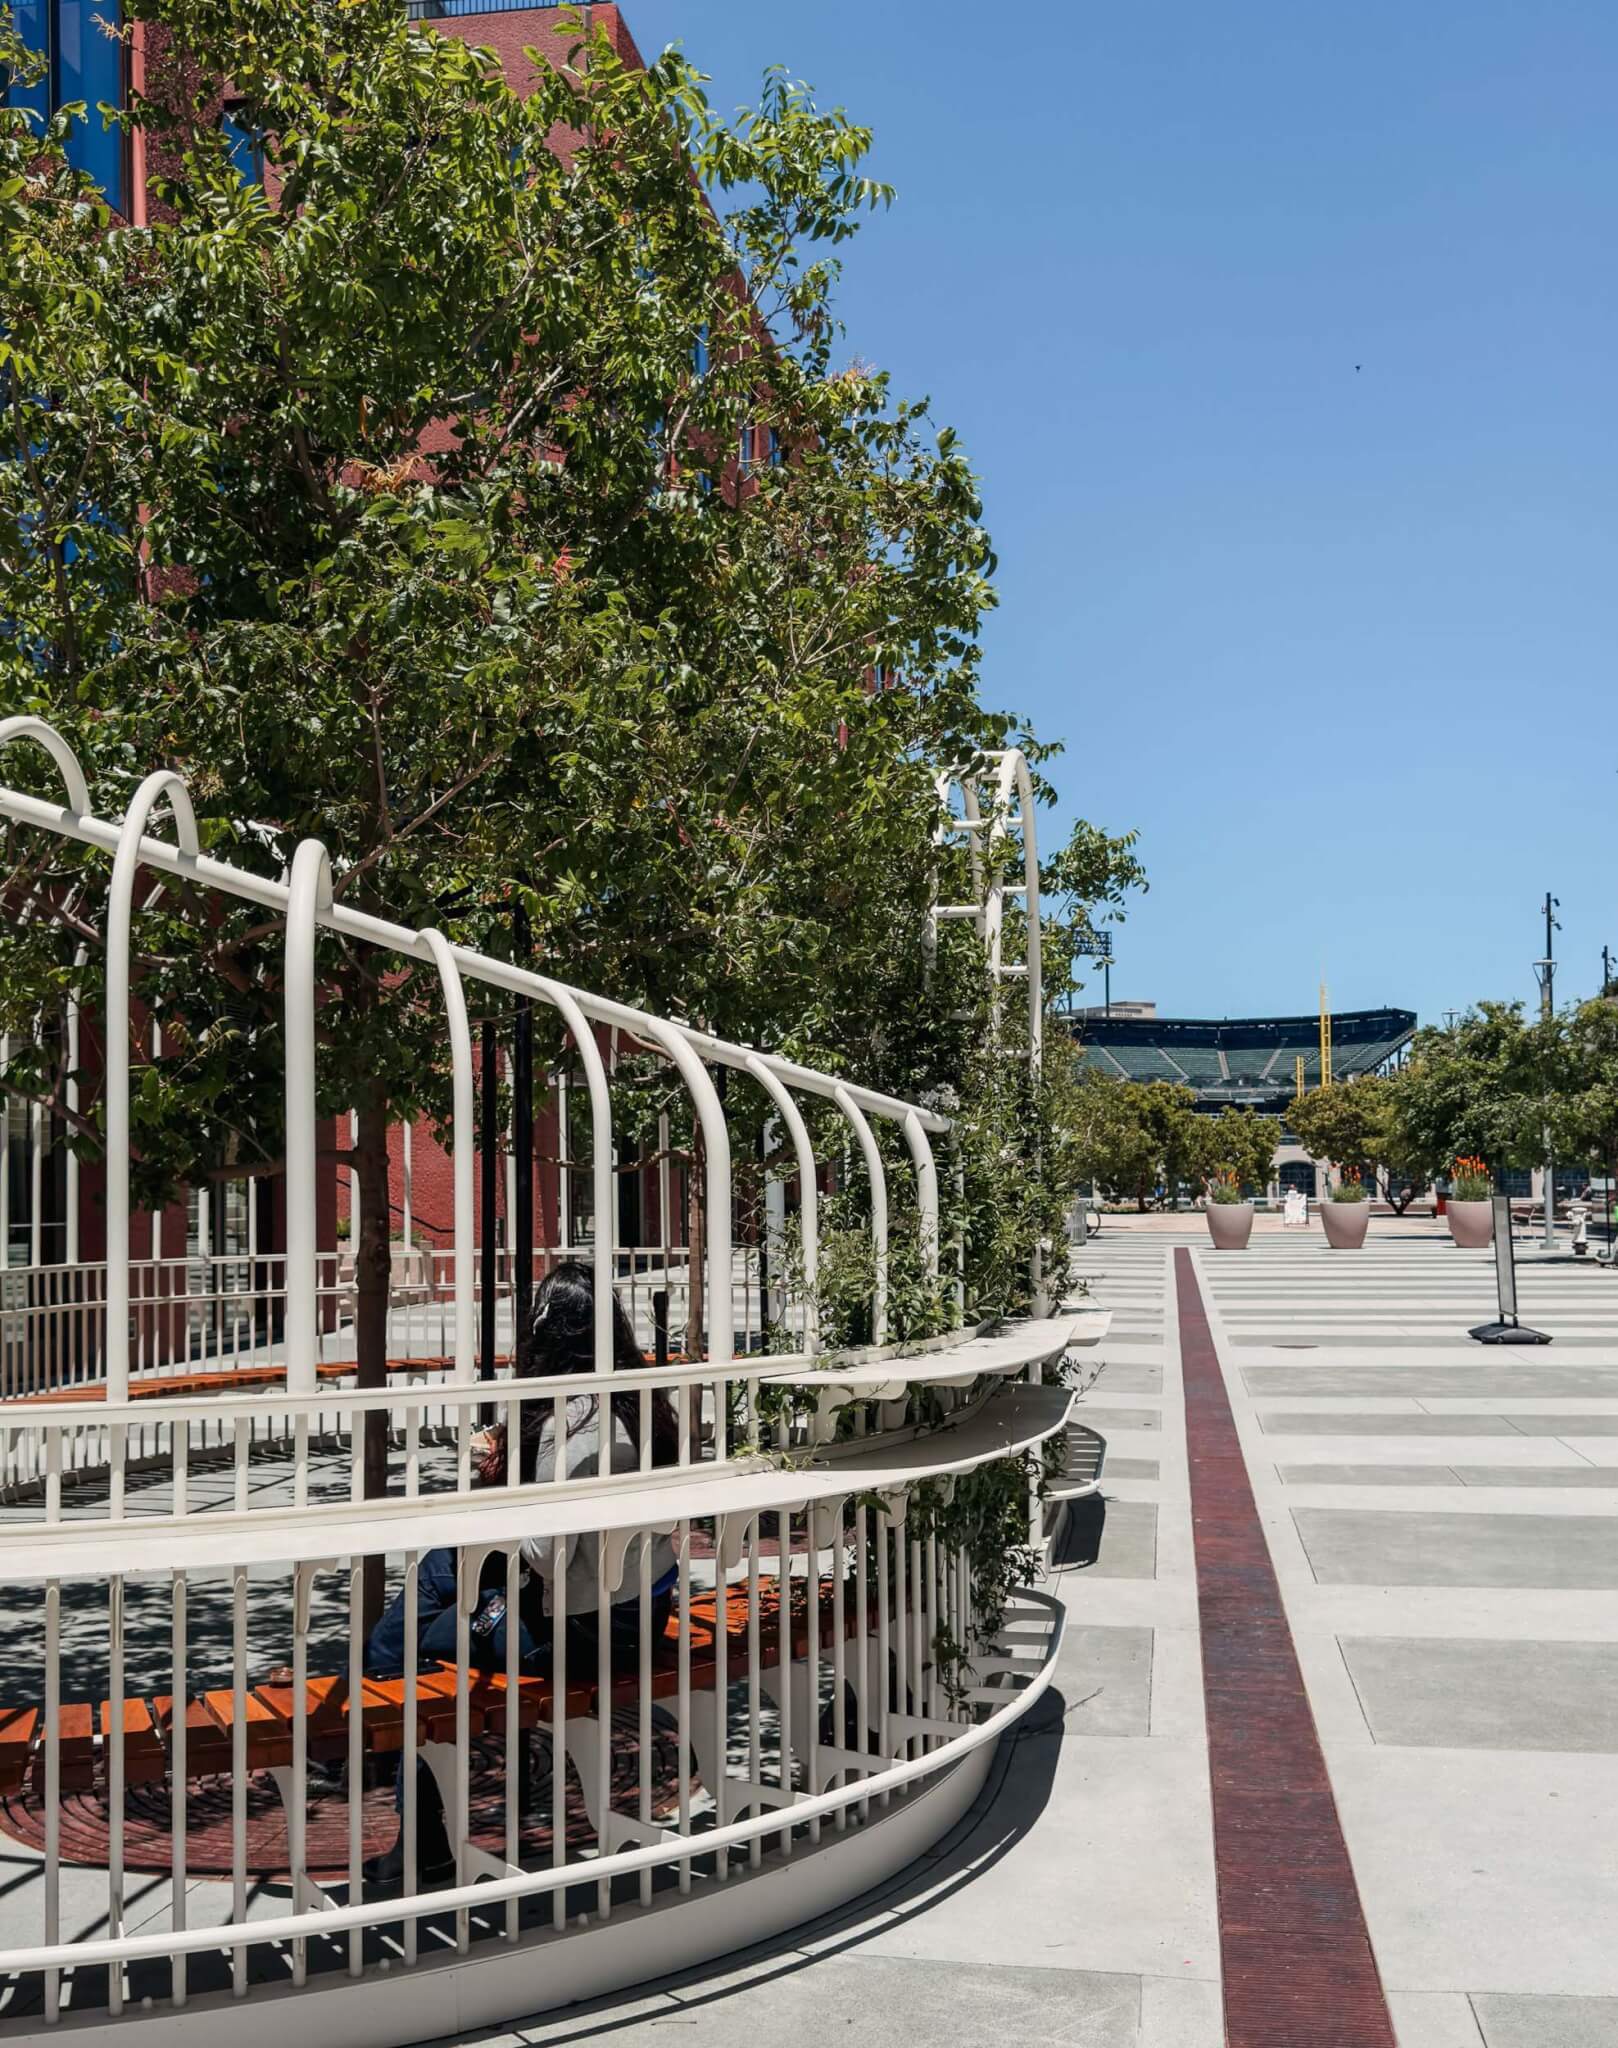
[1492,1194,1517,1322]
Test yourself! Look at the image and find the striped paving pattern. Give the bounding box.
[1194,1218,1618,2048]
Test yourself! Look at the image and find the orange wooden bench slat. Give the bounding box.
[33,1702,98,1793]
[151,1694,236,1777]
[249,1674,355,1764]
[0,1570,878,1798]
[199,1688,293,1772]
[99,1698,167,1786]
[0,1706,39,1796]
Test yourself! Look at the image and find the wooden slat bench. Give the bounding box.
[0,1580,880,1856]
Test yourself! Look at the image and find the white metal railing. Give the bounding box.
[0,1241,788,1405]
[0,720,1066,2039]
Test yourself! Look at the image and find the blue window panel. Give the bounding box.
[221,109,264,185]
[766,426,780,466]
[8,0,126,211]
[692,325,709,378]
[7,0,50,133]
[738,424,753,475]
[55,0,126,208]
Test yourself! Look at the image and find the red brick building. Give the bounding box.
[5,1,690,1289]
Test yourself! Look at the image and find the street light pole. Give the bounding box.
[1533,892,1560,1251]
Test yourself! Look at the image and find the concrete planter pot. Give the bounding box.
[1320,1199,1370,1249]
[1205,1201,1254,1250]
[1446,1198,1494,1248]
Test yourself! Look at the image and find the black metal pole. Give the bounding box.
[480,1017,498,1379]
[513,902,534,1346]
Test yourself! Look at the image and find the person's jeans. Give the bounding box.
[365,1547,668,1822]
[365,1545,537,1679]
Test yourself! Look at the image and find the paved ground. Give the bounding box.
[445,1215,1618,2048]
[7,1215,1615,2043]
[449,1228,1224,2048]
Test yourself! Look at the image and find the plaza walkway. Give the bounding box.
[443,1215,1618,2048]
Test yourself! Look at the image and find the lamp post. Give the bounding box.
[1532,892,1560,1252]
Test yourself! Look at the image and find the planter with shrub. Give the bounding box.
[1445,1157,1495,1247]
[1320,1171,1371,1249]
[1204,1174,1255,1250]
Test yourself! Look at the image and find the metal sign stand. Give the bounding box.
[1469,1194,1552,1344]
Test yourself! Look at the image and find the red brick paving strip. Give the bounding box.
[1174,1248,1396,2047]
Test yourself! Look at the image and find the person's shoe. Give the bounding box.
[361,1824,456,1890]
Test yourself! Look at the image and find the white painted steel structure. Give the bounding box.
[0,723,1073,2040]
[931,750,1045,1308]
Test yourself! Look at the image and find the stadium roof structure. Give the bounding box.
[1070,1006,1417,1113]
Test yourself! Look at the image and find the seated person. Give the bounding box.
[363,1259,678,1888]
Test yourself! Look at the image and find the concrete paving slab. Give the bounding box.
[1064,1626,1154,1736]
[1103,1456,1161,1481]
[1472,1993,1618,2046]
[1340,1638,1618,1751]
[1452,1467,1618,1488]
[1079,1407,1163,1432]
[1330,1747,1618,1997]
[1261,1413,1520,1436]
[1054,1499,1159,1580]
[1387,1989,1487,2046]
[1138,1973,1223,2048]
[1277,1464,1464,1486]
[1497,1417,1618,1436]
[1266,1438,1580,1468]
[469,1956,1144,2046]
[1090,1366,1165,1394]
[1294,1510,1618,1589]
[1246,1367,1618,1399]
[860,1737,1218,1981]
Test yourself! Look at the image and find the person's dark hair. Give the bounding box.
[514,1258,678,1474]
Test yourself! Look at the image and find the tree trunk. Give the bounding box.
[354,1083,392,1636]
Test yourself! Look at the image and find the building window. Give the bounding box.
[691,325,709,378]
[9,0,127,213]
[221,107,264,186]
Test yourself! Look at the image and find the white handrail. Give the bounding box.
[105,771,201,1404]
[284,840,333,1396]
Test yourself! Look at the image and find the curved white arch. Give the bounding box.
[420,930,477,1384]
[903,1108,940,1280]
[0,717,92,818]
[632,1020,733,1367]
[105,771,200,1402]
[284,842,334,1396]
[833,1083,887,1346]
[521,973,616,1374]
[745,1053,819,1356]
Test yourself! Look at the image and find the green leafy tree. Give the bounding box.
[1548,1000,1618,1211]
[0,0,1151,1464]
[1194,1107,1279,1198]
[1062,1070,1202,1210]
[1284,1074,1428,1211]
[1381,1005,1544,1187]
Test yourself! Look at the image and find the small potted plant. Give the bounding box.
[1320,1168,1370,1249]
[1204,1171,1254,1250]
[1445,1156,1494,1247]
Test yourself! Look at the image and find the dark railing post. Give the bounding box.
[480,1017,498,1379]
[513,902,533,1349]
[652,1288,669,1370]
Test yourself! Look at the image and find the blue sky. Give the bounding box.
[636,0,1618,1027]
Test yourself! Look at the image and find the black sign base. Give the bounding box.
[1469,1320,1552,1345]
